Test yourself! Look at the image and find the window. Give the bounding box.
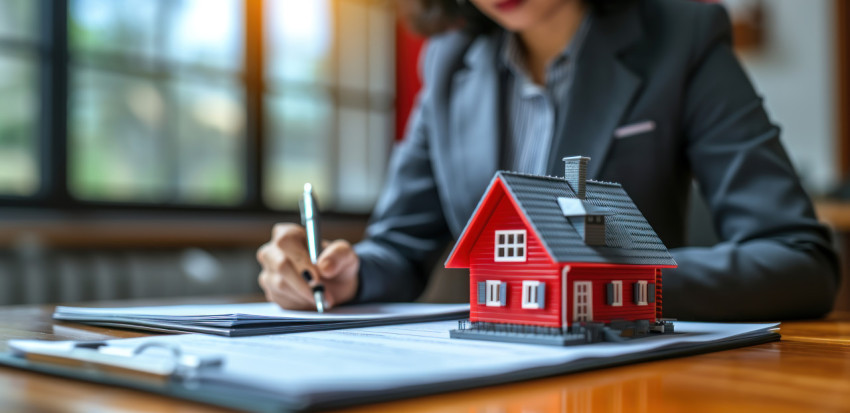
[634,281,648,306]
[0,0,40,197]
[573,281,592,322]
[0,0,395,214]
[521,280,544,309]
[607,281,622,306]
[264,0,394,211]
[68,0,246,205]
[494,230,527,262]
[485,280,506,307]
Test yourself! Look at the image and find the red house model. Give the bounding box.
[446,157,677,346]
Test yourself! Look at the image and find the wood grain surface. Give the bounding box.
[0,296,848,413]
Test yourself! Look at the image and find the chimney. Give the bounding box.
[563,156,590,200]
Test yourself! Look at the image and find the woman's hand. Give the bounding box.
[257,223,360,310]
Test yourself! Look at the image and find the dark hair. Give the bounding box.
[398,0,635,37]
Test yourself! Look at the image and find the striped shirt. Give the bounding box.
[501,17,592,175]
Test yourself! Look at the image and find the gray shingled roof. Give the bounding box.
[497,171,676,266]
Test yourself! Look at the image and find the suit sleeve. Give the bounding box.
[351,42,453,303]
[665,5,840,320]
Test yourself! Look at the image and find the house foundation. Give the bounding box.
[450,319,675,346]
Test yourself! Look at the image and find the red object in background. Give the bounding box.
[395,21,426,141]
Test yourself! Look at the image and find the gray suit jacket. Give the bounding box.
[354,0,839,320]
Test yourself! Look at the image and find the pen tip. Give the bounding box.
[304,183,312,192]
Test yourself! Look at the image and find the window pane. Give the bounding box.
[266,0,333,85]
[69,0,160,58]
[174,80,246,205]
[264,90,335,209]
[336,108,368,211]
[264,0,394,213]
[164,0,243,71]
[337,0,368,91]
[69,0,242,72]
[69,68,245,205]
[367,5,394,95]
[0,0,38,41]
[0,55,39,195]
[69,69,170,202]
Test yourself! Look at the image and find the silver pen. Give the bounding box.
[299,183,326,313]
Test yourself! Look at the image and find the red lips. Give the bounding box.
[495,0,525,12]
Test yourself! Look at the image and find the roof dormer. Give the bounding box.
[557,197,612,246]
[559,157,613,246]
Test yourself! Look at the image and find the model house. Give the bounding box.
[446,157,677,345]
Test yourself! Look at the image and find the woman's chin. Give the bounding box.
[488,15,538,32]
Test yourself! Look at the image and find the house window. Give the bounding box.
[607,281,623,306]
[494,230,526,262]
[521,280,545,309]
[634,281,648,305]
[485,280,506,307]
[573,281,592,322]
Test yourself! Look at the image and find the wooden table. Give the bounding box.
[815,201,850,311]
[0,297,849,413]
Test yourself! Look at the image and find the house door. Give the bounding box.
[573,281,592,322]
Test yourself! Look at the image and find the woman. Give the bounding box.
[257,0,839,320]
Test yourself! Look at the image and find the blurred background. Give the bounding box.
[0,0,848,310]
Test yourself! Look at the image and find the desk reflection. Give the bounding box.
[340,369,663,413]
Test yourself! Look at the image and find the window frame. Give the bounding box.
[494,229,527,262]
[635,280,648,306]
[485,280,503,307]
[521,280,541,309]
[609,280,623,307]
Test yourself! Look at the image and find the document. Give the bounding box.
[8,320,779,411]
[53,302,470,336]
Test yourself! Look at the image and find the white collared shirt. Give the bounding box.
[500,16,592,175]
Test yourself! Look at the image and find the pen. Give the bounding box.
[299,183,326,313]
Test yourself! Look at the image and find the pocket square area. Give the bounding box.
[614,120,656,139]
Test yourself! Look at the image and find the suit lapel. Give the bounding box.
[546,6,644,179]
[445,35,502,231]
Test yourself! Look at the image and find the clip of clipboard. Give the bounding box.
[11,340,224,384]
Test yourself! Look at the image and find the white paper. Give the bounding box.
[10,320,778,407]
[54,302,470,321]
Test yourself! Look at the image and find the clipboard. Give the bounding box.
[0,340,293,412]
[0,321,781,413]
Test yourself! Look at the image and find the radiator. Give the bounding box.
[0,247,262,305]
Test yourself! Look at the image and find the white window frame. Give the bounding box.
[636,281,648,306]
[494,230,527,262]
[521,280,541,309]
[611,280,623,307]
[573,281,592,322]
[485,280,503,307]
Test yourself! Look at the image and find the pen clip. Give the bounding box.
[300,183,322,264]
